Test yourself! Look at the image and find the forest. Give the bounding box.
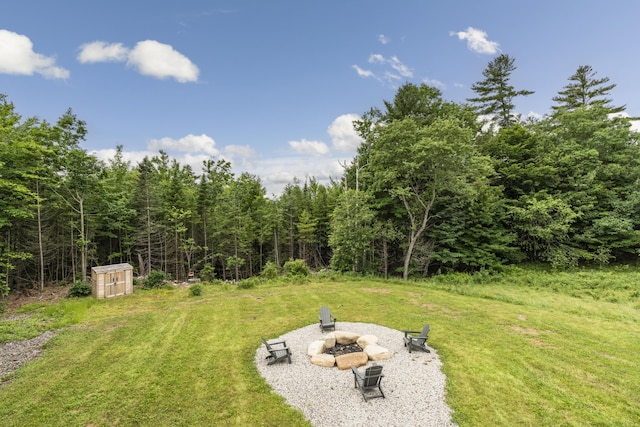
[1,55,639,296]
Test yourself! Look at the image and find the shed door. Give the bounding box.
[105,271,126,297]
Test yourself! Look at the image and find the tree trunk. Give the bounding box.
[401,190,434,280]
[36,181,45,291]
[382,237,388,279]
[137,252,145,277]
[146,190,152,273]
[70,225,76,283]
[79,196,87,282]
[273,226,280,266]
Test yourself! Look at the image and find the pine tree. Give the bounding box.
[468,54,534,128]
[552,65,624,113]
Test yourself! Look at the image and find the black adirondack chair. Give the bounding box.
[403,324,431,353]
[261,337,292,365]
[351,364,385,401]
[319,306,336,331]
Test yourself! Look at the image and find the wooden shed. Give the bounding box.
[91,263,134,299]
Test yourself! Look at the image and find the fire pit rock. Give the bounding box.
[310,353,336,367]
[335,330,360,345]
[308,330,391,368]
[335,351,368,370]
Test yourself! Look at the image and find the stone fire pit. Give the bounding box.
[307,330,391,369]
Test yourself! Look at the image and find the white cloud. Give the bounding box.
[328,114,363,152]
[364,54,413,81]
[77,39,200,83]
[77,41,129,63]
[257,155,345,196]
[609,112,640,132]
[222,144,257,170]
[93,148,215,180]
[476,114,499,133]
[180,152,214,168]
[388,56,412,78]
[148,133,218,155]
[288,138,330,155]
[368,54,385,64]
[266,171,297,185]
[224,144,256,159]
[423,77,446,90]
[450,27,500,54]
[378,34,390,45]
[95,114,362,196]
[383,71,402,82]
[92,148,152,168]
[353,53,413,85]
[352,65,374,78]
[526,111,543,122]
[127,40,199,83]
[0,29,69,79]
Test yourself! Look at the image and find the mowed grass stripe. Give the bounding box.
[0,272,638,426]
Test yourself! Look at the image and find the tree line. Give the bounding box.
[2,55,639,295]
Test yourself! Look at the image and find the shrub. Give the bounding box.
[189,284,203,296]
[261,261,281,279]
[283,259,310,277]
[282,274,310,285]
[314,268,340,281]
[199,264,216,282]
[145,270,169,289]
[69,280,92,298]
[237,277,261,289]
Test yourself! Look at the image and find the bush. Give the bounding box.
[283,259,310,277]
[145,270,169,289]
[199,264,216,282]
[261,261,281,279]
[314,268,340,281]
[237,277,261,289]
[69,280,92,298]
[282,274,310,285]
[189,284,203,296]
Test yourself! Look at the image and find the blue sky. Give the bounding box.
[2,1,639,195]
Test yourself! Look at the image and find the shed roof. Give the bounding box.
[91,263,133,273]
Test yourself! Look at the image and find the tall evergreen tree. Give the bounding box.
[95,146,137,265]
[196,158,232,270]
[552,65,624,113]
[468,54,534,128]
[0,95,40,295]
[133,157,160,276]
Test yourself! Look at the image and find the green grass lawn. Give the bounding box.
[1,267,639,426]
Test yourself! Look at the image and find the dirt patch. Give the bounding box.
[510,325,540,335]
[2,284,71,314]
[508,325,559,349]
[419,302,462,319]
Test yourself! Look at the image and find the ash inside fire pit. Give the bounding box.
[325,342,362,357]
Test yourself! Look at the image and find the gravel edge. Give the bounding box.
[0,330,57,381]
